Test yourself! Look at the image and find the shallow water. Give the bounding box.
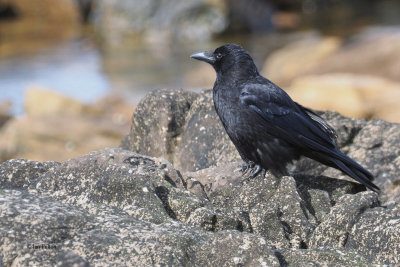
[1,0,399,117]
[0,38,109,115]
[0,26,300,115]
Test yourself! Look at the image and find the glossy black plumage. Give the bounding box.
[191,44,379,192]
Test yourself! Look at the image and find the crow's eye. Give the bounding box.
[215,53,223,60]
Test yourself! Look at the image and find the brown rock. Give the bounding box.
[24,86,96,117]
[0,100,12,128]
[287,73,400,123]
[0,88,133,162]
[0,115,128,162]
[262,27,400,86]
[262,35,342,86]
[305,28,400,83]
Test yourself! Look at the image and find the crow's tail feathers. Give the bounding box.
[329,152,380,193]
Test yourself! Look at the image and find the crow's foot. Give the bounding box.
[238,161,255,174]
[242,164,267,183]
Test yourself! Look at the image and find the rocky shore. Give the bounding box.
[1,89,399,266]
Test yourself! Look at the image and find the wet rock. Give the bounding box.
[125,89,197,162]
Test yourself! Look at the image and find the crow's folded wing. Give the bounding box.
[239,83,337,152]
[295,103,338,141]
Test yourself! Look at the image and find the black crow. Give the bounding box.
[191,43,379,192]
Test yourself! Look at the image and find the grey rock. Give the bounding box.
[36,148,176,224]
[125,89,198,163]
[34,148,250,233]
[184,162,244,199]
[0,159,60,189]
[188,164,364,249]
[191,230,280,267]
[0,189,281,266]
[127,89,400,204]
[250,201,291,249]
[0,189,93,266]
[309,191,379,248]
[344,119,400,204]
[2,87,400,265]
[346,202,400,265]
[174,89,240,172]
[279,247,371,266]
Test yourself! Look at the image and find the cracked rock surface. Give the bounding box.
[1,89,399,266]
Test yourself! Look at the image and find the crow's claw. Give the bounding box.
[238,161,255,174]
[241,164,266,183]
[246,164,262,179]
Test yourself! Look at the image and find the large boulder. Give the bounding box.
[1,88,399,265]
[2,146,398,265]
[123,89,240,172]
[124,89,400,204]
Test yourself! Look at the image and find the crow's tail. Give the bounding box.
[317,150,380,192]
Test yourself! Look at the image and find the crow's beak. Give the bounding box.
[190,50,215,64]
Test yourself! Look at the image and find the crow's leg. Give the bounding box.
[241,164,267,183]
[238,161,255,174]
[246,164,262,179]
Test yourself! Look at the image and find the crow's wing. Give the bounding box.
[239,82,379,192]
[295,103,338,141]
[239,83,337,152]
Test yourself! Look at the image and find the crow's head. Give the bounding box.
[191,44,258,79]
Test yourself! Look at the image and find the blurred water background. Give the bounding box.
[1,0,400,161]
